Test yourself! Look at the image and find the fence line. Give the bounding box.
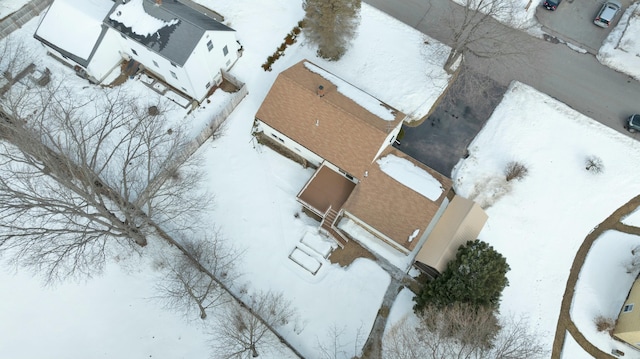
[135,82,249,208]
[181,83,248,163]
[0,0,52,40]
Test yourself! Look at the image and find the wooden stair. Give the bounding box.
[320,207,348,248]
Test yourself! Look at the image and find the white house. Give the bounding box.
[34,0,242,103]
[33,0,123,83]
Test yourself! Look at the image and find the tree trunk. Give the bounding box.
[198,302,207,319]
[444,49,463,74]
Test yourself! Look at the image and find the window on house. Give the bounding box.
[181,87,187,92]
[153,60,159,67]
[270,133,284,143]
[205,82,211,89]
[120,33,126,39]
[170,71,177,79]
[338,168,355,181]
[226,59,231,67]
[171,62,177,67]
[131,49,138,56]
[223,45,229,56]
[207,40,213,51]
[624,304,634,312]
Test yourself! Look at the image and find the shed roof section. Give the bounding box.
[106,0,235,66]
[255,60,405,178]
[415,195,488,272]
[342,148,452,251]
[34,0,113,65]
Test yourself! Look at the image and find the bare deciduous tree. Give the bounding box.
[316,323,365,359]
[211,290,297,358]
[302,0,361,61]
[437,0,530,73]
[505,161,528,182]
[0,46,207,282]
[585,155,604,174]
[383,303,547,359]
[154,232,240,319]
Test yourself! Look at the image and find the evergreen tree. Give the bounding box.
[302,0,361,61]
[414,240,510,312]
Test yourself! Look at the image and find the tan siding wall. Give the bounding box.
[614,278,640,347]
[415,196,488,273]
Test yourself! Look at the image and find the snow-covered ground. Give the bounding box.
[0,0,30,20]
[1,0,640,358]
[0,1,449,358]
[572,230,640,356]
[385,80,640,358]
[598,2,640,81]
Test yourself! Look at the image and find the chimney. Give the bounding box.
[316,85,325,97]
[155,0,162,5]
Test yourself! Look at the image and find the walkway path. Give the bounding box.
[551,194,640,358]
[360,252,419,359]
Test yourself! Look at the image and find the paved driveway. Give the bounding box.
[536,0,632,54]
[397,69,507,177]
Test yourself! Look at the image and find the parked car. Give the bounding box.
[625,114,640,133]
[543,0,562,11]
[594,0,622,28]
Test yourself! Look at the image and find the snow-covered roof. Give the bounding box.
[108,0,179,38]
[377,154,444,201]
[106,0,235,66]
[34,0,114,64]
[304,62,397,121]
[342,148,452,253]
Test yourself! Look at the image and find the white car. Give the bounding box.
[594,0,621,28]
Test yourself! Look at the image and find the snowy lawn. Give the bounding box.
[451,81,640,357]
[598,2,640,81]
[385,80,640,357]
[377,80,640,357]
[198,0,451,122]
[3,0,640,357]
[0,243,212,358]
[0,0,451,357]
[571,230,640,356]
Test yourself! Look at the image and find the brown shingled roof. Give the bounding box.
[342,148,453,252]
[255,60,404,178]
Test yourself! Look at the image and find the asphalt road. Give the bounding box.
[535,0,635,54]
[365,0,640,136]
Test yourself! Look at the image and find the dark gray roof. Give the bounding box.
[105,0,235,66]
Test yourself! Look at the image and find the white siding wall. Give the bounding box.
[39,43,79,70]
[373,121,403,161]
[342,212,409,254]
[115,34,191,93]
[87,30,124,83]
[257,121,324,167]
[182,30,240,101]
[115,30,239,102]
